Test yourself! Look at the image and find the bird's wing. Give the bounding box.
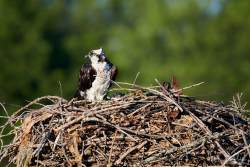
[110,65,118,84]
[78,63,96,92]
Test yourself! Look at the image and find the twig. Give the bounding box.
[108,130,117,166]
[222,145,250,166]
[11,96,65,118]
[144,136,207,163]
[173,82,205,93]
[144,83,183,112]
[54,103,134,132]
[185,109,237,164]
[241,130,250,159]
[115,141,147,165]
[132,72,141,87]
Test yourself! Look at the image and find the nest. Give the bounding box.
[0,82,250,166]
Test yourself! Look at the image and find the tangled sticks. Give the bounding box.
[0,82,249,166]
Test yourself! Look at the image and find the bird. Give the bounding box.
[74,48,118,101]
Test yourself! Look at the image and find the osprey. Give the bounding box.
[74,48,118,101]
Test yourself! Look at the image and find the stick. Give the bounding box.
[115,141,147,165]
[222,145,250,166]
[186,109,237,164]
[241,130,250,160]
[132,72,141,87]
[173,82,205,93]
[108,130,117,166]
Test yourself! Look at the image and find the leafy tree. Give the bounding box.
[0,0,249,111]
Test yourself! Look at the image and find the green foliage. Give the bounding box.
[0,0,250,112]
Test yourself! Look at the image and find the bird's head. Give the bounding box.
[86,48,106,65]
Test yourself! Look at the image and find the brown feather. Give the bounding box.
[110,65,118,87]
[74,63,96,98]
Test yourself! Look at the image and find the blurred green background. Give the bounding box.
[0,0,250,111]
[0,0,250,165]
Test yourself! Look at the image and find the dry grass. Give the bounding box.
[0,82,249,166]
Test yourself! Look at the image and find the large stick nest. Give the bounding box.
[0,82,250,166]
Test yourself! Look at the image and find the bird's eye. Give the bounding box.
[98,54,105,62]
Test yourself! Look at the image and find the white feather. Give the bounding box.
[86,61,112,101]
[92,48,103,55]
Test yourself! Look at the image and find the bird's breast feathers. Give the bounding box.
[85,63,112,101]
